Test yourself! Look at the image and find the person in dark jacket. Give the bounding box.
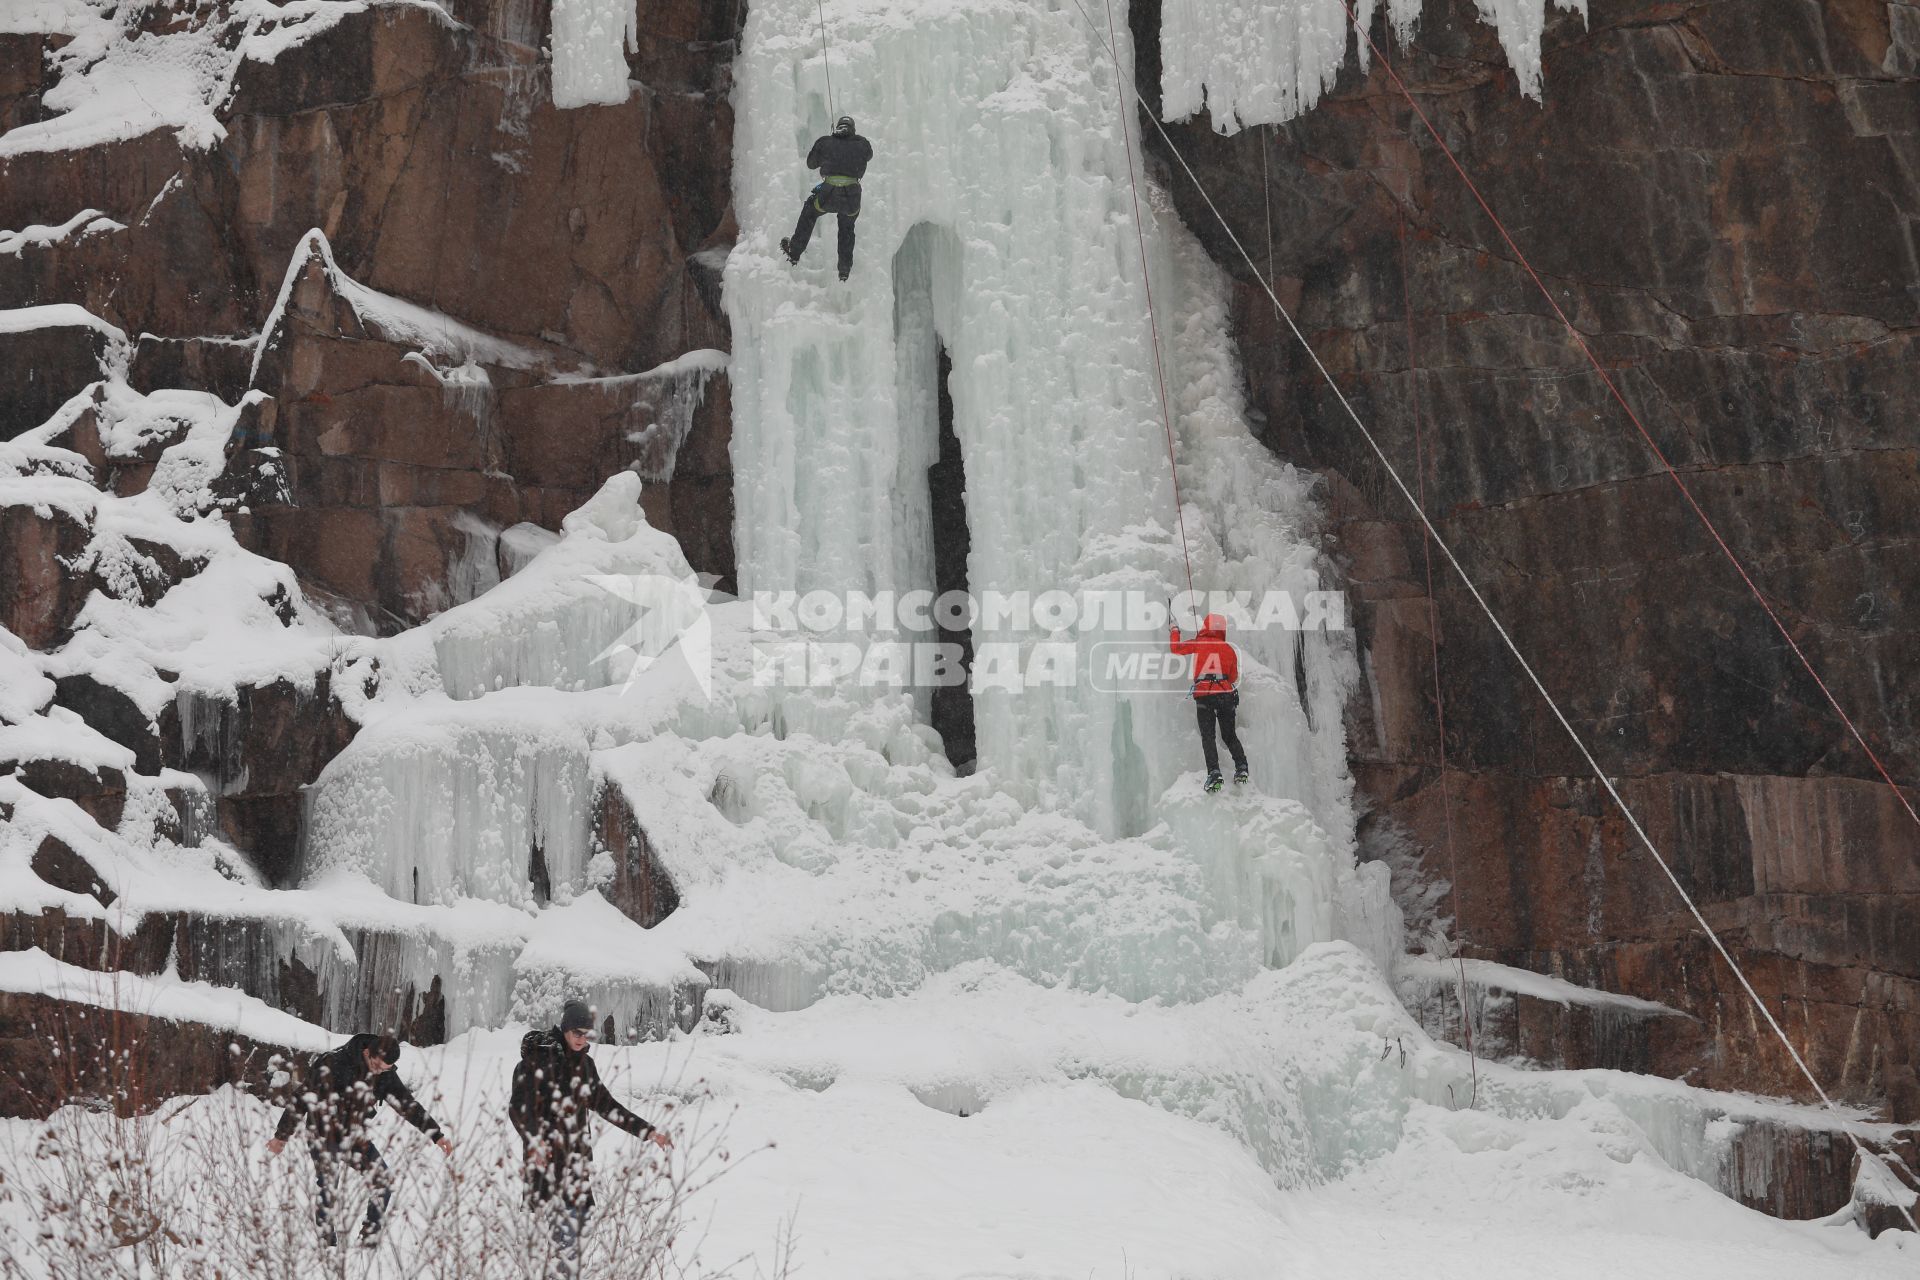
[511,1001,671,1273]
[1169,613,1250,793]
[265,1032,451,1247]
[780,115,874,281]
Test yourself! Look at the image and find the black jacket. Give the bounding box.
[271,1034,444,1150]
[806,133,873,182]
[510,1028,655,1205]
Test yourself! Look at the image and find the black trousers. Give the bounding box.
[788,183,862,274]
[310,1140,391,1245]
[1195,692,1247,777]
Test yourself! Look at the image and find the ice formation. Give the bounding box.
[727,0,1357,846]
[602,349,730,482]
[549,0,637,109]
[1160,0,1588,133]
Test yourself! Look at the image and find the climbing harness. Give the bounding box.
[1065,0,1918,1229]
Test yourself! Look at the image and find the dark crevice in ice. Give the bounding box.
[928,342,976,772]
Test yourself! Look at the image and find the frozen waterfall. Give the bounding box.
[264,5,1910,1263]
[726,0,1358,846]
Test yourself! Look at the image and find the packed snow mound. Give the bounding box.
[1160,0,1590,133]
[601,735,1344,1009]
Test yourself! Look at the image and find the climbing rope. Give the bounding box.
[1333,0,1919,835]
[1064,0,1917,1230]
[1100,0,1196,601]
[815,0,836,118]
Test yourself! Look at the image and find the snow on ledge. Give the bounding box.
[0,947,333,1052]
[0,210,124,257]
[1399,953,1685,1017]
[0,0,442,159]
[249,228,553,386]
[0,303,127,342]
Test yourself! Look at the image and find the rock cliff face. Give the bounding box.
[1134,0,1920,1118]
[0,0,741,1108]
[5,0,1918,1163]
[2,0,740,622]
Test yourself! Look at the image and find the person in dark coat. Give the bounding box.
[1169,613,1250,793]
[265,1032,451,1247]
[511,1001,671,1273]
[780,115,874,281]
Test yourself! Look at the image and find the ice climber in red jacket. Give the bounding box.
[1169,613,1250,794]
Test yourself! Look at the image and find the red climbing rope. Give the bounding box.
[1101,0,1196,602]
[1337,1,1920,832]
[1400,210,1477,1107]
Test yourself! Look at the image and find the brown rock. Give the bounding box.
[0,130,183,239]
[0,33,60,135]
[0,495,94,649]
[169,672,357,883]
[0,318,114,440]
[0,991,294,1119]
[11,760,126,832]
[29,835,116,906]
[592,780,680,929]
[52,673,164,775]
[128,334,256,401]
[1138,0,1920,1119]
[0,907,175,976]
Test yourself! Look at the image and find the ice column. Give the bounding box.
[728,0,1359,848]
[1160,0,1584,133]
[550,0,636,108]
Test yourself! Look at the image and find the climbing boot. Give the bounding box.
[838,264,851,282]
[780,237,797,265]
[1204,771,1224,795]
[1233,768,1249,786]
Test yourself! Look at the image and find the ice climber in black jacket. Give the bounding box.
[265,1032,451,1247]
[511,1001,672,1273]
[781,115,874,281]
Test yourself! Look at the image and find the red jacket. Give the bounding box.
[1169,615,1238,696]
